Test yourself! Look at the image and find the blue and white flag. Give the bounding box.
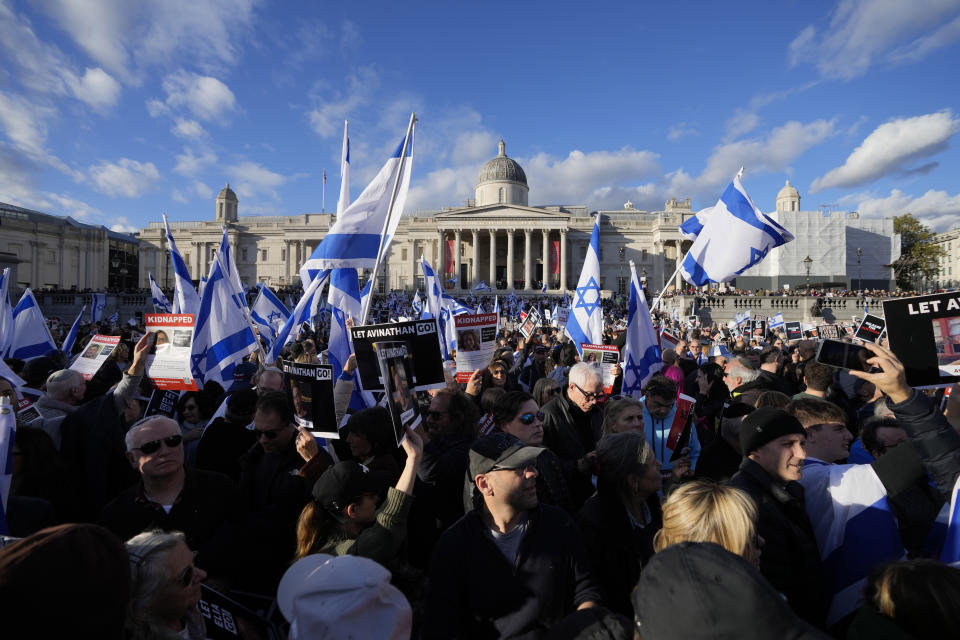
[268,275,325,363]
[7,289,57,360]
[250,284,291,349]
[0,395,15,534]
[769,312,785,330]
[411,290,423,316]
[621,261,663,397]
[199,276,207,299]
[680,170,794,286]
[421,257,453,359]
[327,267,375,411]
[941,476,960,566]
[191,239,259,387]
[442,293,472,316]
[107,311,119,326]
[90,292,107,323]
[541,281,548,294]
[472,281,491,292]
[565,215,603,354]
[359,278,373,321]
[678,206,715,241]
[0,269,13,358]
[61,305,86,355]
[162,214,201,316]
[476,304,484,314]
[337,120,351,222]
[300,118,415,272]
[148,273,172,313]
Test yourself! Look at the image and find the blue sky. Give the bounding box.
[1,0,959,234]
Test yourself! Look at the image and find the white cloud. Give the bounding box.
[225,160,292,199]
[0,91,53,157]
[173,148,217,176]
[171,188,189,204]
[172,118,207,140]
[853,188,960,232]
[70,67,121,111]
[667,122,699,142]
[46,192,103,221]
[194,180,213,199]
[724,110,759,142]
[524,148,662,205]
[307,67,379,137]
[159,71,236,121]
[811,110,959,192]
[89,158,160,197]
[789,0,960,80]
[109,220,139,233]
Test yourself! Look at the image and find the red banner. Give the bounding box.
[550,240,560,275]
[445,240,455,275]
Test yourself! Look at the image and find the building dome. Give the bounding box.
[216,182,238,222]
[218,183,238,201]
[477,140,527,186]
[776,179,801,213]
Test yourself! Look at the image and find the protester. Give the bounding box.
[343,406,402,482]
[639,374,698,473]
[194,388,258,484]
[600,395,644,436]
[532,376,561,408]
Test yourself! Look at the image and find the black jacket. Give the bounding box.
[890,389,960,499]
[541,391,602,509]
[195,417,258,485]
[729,458,827,628]
[424,504,602,639]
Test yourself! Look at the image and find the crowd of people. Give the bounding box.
[1,293,960,640]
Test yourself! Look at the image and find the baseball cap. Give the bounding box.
[312,462,387,515]
[277,554,411,640]
[468,432,544,480]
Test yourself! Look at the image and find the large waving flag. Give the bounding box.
[90,292,107,323]
[769,312,785,330]
[148,272,172,313]
[421,257,453,360]
[565,215,603,354]
[678,205,715,241]
[0,395,15,534]
[621,261,663,397]
[191,234,259,387]
[0,269,13,357]
[7,289,57,360]
[250,284,291,349]
[162,214,201,316]
[442,294,473,317]
[680,170,794,286]
[268,275,324,363]
[61,305,87,355]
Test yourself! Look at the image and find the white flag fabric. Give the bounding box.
[565,215,604,354]
[191,233,259,387]
[678,205,715,241]
[769,312,785,329]
[7,289,57,360]
[621,261,663,397]
[411,290,423,317]
[421,257,453,360]
[163,214,201,316]
[61,305,87,355]
[149,272,172,313]
[0,396,15,535]
[0,269,13,357]
[90,292,107,323]
[268,275,324,363]
[680,171,794,286]
[250,284,291,350]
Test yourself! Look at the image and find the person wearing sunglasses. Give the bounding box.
[125,529,208,640]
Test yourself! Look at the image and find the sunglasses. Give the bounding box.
[255,428,284,440]
[517,411,544,425]
[134,434,183,454]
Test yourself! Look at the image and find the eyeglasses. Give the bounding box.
[573,382,606,402]
[255,428,284,440]
[517,411,544,425]
[134,434,183,454]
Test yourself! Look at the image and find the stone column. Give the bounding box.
[489,230,497,287]
[472,229,480,288]
[523,229,532,290]
[437,230,445,279]
[410,238,417,288]
[674,240,683,291]
[284,240,291,282]
[560,229,568,292]
[58,238,65,288]
[506,230,514,289]
[454,229,462,289]
[542,229,550,290]
[194,242,202,280]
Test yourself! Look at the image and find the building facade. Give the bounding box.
[932,227,960,288]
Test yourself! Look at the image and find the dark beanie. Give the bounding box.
[739,407,805,454]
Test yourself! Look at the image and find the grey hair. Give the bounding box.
[595,431,654,490]
[124,415,179,452]
[45,369,83,401]
[568,362,602,389]
[125,530,187,639]
[727,358,761,384]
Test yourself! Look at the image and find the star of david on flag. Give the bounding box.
[564,215,603,354]
[621,261,662,397]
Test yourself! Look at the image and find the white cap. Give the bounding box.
[277,554,412,640]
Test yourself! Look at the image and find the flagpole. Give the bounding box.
[321,170,326,213]
[360,111,417,324]
[652,255,687,312]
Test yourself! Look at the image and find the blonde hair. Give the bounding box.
[653,481,758,558]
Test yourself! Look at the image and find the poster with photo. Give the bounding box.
[818,324,841,340]
[883,292,960,387]
[659,330,680,352]
[554,307,570,330]
[687,315,699,326]
[144,314,199,391]
[518,308,541,339]
[375,341,422,446]
[281,361,338,438]
[351,319,445,392]
[454,313,498,383]
[580,343,620,394]
[854,314,886,343]
[69,334,120,380]
[15,397,43,428]
[750,317,766,339]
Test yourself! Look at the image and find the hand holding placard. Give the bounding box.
[128,332,152,376]
[847,341,911,404]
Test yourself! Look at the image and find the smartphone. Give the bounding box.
[815,339,871,371]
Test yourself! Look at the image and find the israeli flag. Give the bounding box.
[300,118,414,272]
[327,268,375,411]
[148,272,172,313]
[422,257,453,359]
[0,269,14,357]
[191,240,259,387]
[308,269,332,329]
[621,261,663,398]
[678,206,715,241]
[8,289,57,360]
[442,293,472,316]
[359,278,373,320]
[162,214,201,316]
[90,292,107,323]
[551,303,559,327]
[680,170,794,286]
[541,281,548,294]
[476,304,484,314]
[473,281,492,292]
[494,295,501,336]
[250,284,291,349]
[0,395,15,534]
[268,275,324,363]
[769,312,785,330]
[61,305,87,355]
[941,476,960,566]
[411,290,423,316]
[199,276,207,298]
[565,215,603,354]
[671,307,679,322]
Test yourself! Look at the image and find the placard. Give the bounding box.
[883,292,960,387]
[375,341,422,445]
[282,361,338,438]
[198,584,278,640]
[750,318,766,339]
[350,319,445,392]
[518,308,541,339]
[144,314,199,391]
[687,315,699,326]
[69,334,120,380]
[554,307,570,329]
[580,343,620,394]
[854,314,885,343]
[15,397,43,428]
[818,324,841,340]
[659,330,680,351]
[144,388,181,419]
[454,313,499,383]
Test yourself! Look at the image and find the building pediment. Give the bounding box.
[434,204,572,228]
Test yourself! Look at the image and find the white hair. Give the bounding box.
[124,415,179,452]
[568,362,602,389]
[45,369,83,402]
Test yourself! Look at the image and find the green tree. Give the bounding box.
[892,213,946,289]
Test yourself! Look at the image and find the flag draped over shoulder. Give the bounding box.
[565,215,603,354]
[61,305,87,354]
[163,214,201,316]
[149,272,172,314]
[0,269,13,357]
[621,261,662,397]
[680,170,794,286]
[7,289,57,360]
[250,284,290,350]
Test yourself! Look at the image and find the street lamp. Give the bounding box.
[618,247,625,295]
[856,247,862,291]
[803,255,813,289]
